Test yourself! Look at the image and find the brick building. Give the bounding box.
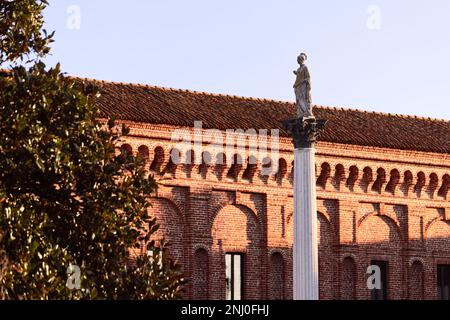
[95,79,450,300]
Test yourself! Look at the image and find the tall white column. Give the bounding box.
[283,116,326,300]
[293,147,319,300]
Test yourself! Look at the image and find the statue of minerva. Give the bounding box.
[293,53,314,118]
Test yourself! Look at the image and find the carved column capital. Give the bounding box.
[282,117,327,149]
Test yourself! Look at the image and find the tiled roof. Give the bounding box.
[92,80,449,154]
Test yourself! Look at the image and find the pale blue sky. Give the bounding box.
[42,1,450,120]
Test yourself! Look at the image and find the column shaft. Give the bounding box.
[293,147,319,300]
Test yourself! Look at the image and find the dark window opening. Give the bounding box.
[371,260,388,300]
[437,264,450,300]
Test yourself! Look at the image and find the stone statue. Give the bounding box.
[293,53,314,118]
[283,53,326,149]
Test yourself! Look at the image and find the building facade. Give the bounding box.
[95,79,450,300]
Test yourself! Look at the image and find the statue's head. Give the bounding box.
[297,53,307,65]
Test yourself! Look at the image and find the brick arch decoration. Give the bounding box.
[340,255,357,300]
[317,162,331,189]
[357,211,403,242]
[317,211,332,244]
[209,204,263,300]
[401,170,415,195]
[137,145,150,161]
[357,212,403,246]
[285,210,333,247]
[301,161,450,200]
[150,191,185,218]
[425,217,450,253]
[117,136,450,198]
[359,166,374,192]
[414,171,427,195]
[210,204,262,247]
[268,248,288,259]
[357,211,403,299]
[424,216,441,234]
[147,197,185,269]
[317,210,331,224]
[340,252,358,262]
[192,246,209,300]
[149,146,165,174]
[409,259,425,300]
[209,200,261,232]
[371,167,387,193]
[346,164,359,190]
[438,174,450,198]
[120,143,132,155]
[274,158,288,185]
[385,169,400,194]
[285,210,331,226]
[163,147,181,176]
[333,163,346,190]
[226,154,244,181]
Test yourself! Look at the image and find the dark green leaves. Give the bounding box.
[0,0,54,64]
[0,0,184,300]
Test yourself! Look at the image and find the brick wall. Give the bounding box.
[120,121,450,300]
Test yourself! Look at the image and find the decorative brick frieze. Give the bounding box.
[120,121,449,300]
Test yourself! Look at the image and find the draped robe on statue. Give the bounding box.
[293,65,313,118]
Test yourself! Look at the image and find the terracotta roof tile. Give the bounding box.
[91,80,449,154]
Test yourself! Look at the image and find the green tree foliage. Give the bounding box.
[0,0,185,299]
[0,0,53,64]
